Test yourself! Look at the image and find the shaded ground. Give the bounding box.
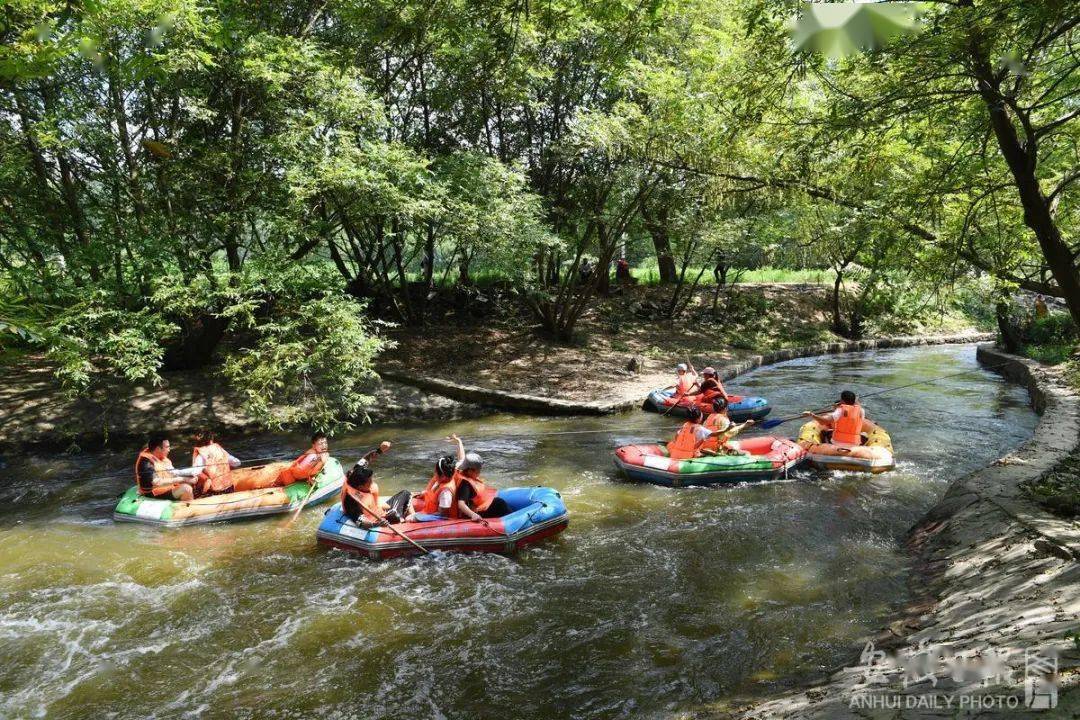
[0,283,976,451]
[382,283,975,406]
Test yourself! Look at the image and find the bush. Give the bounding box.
[1027,311,1077,345]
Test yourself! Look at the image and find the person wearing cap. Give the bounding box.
[663,362,699,407]
[700,397,753,455]
[340,441,396,526]
[448,433,510,522]
[666,406,715,459]
[688,366,726,407]
[802,390,878,447]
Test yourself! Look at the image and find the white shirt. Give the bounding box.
[436,487,455,511]
[693,425,713,441]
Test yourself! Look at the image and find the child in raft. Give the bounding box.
[699,397,754,455]
[666,402,754,459]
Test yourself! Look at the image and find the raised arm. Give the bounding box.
[448,434,466,464]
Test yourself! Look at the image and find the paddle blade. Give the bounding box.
[759,418,788,430]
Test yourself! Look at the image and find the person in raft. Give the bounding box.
[340,441,406,527]
[665,406,714,459]
[191,429,242,496]
[276,432,331,486]
[699,397,753,456]
[449,433,511,522]
[135,432,204,501]
[687,366,726,406]
[802,390,878,447]
[403,454,457,522]
[663,362,700,406]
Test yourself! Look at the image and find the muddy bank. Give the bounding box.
[0,330,991,453]
[723,345,1080,719]
[385,331,993,415]
[0,363,481,454]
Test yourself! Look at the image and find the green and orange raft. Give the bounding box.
[112,458,346,527]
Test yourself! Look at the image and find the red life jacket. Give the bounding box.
[134,449,179,496]
[701,412,730,452]
[832,403,865,446]
[277,447,326,485]
[193,442,233,493]
[422,476,458,517]
[456,475,498,513]
[341,480,381,521]
[667,422,701,460]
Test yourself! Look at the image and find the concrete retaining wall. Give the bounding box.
[733,345,1080,719]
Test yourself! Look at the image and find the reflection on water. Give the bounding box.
[0,345,1036,719]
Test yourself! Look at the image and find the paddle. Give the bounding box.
[283,479,320,527]
[359,502,431,555]
[661,357,697,417]
[756,361,1014,430]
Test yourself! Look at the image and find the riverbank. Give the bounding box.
[714,345,1080,719]
[0,283,984,452]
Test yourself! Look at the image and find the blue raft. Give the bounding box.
[317,486,569,559]
[642,389,771,422]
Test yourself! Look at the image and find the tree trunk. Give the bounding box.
[996,299,1022,352]
[642,205,677,283]
[972,48,1080,327]
[162,314,230,371]
[831,269,847,336]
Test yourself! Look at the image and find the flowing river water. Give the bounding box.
[0,344,1037,719]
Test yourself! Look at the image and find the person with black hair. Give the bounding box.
[803,390,877,447]
[275,432,331,486]
[404,454,458,521]
[700,396,754,455]
[666,406,714,459]
[340,441,401,526]
[191,428,242,496]
[134,432,203,501]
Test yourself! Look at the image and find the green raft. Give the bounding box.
[113,457,346,527]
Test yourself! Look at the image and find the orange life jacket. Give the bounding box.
[456,475,498,513]
[698,377,726,405]
[412,473,442,512]
[341,480,381,521]
[832,403,865,446]
[667,421,702,460]
[676,372,697,396]
[193,442,233,493]
[134,449,177,495]
[701,412,730,452]
[277,447,326,485]
[422,476,458,517]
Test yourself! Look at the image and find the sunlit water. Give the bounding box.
[0,345,1036,719]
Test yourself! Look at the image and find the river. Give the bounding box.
[0,344,1036,719]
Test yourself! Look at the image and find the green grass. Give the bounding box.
[1020,343,1076,366]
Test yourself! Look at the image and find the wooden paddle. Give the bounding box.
[283,479,320,527]
[360,503,431,555]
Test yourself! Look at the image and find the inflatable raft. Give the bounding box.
[316,486,568,559]
[797,421,895,473]
[113,458,346,527]
[643,389,771,422]
[613,436,806,487]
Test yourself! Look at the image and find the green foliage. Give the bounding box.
[222,292,385,431]
[1026,312,1078,347]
